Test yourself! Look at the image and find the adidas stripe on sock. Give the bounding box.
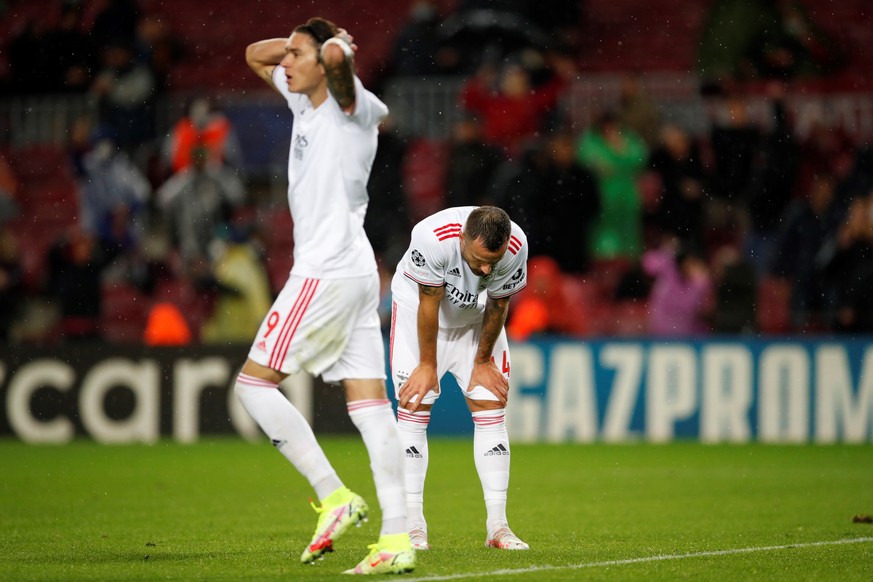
[397,407,430,526]
[472,408,510,527]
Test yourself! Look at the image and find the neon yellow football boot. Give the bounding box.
[342,533,416,575]
[300,487,369,564]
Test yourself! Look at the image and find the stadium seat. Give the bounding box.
[402,138,449,223]
[756,277,792,335]
[6,145,71,181]
[589,257,633,302]
[151,276,213,342]
[140,0,413,90]
[611,300,650,337]
[577,0,708,72]
[12,229,53,293]
[262,208,294,294]
[101,282,148,343]
[558,275,598,336]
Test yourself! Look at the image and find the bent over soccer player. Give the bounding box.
[390,206,530,551]
[238,17,414,575]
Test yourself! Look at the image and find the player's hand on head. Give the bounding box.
[336,28,358,53]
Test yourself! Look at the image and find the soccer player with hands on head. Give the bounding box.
[237,17,414,575]
[391,205,530,551]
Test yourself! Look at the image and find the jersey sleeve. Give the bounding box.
[272,65,305,114]
[401,222,448,288]
[347,76,388,128]
[487,229,528,299]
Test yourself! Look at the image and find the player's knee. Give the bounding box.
[468,399,504,413]
[343,378,387,401]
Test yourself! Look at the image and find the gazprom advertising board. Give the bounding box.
[1,339,871,443]
[502,338,873,444]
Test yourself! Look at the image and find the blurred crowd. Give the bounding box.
[0,0,871,345]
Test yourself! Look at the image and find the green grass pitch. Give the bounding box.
[1,438,871,581]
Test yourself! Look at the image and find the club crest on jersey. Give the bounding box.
[293,133,308,160]
[411,249,426,267]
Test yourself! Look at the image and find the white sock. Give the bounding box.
[234,373,342,499]
[472,409,510,530]
[396,407,430,528]
[347,399,407,536]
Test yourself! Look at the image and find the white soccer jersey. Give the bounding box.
[391,206,528,328]
[272,65,388,278]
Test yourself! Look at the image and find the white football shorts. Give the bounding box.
[248,272,386,382]
[389,300,511,405]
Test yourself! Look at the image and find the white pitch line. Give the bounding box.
[402,537,873,581]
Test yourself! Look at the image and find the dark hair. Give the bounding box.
[293,17,339,48]
[464,206,512,252]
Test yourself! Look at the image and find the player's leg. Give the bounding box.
[327,275,414,574]
[234,360,365,563]
[342,378,415,574]
[390,300,440,550]
[235,359,342,498]
[237,276,366,564]
[396,402,432,550]
[343,378,406,536]
[468,398,527,550]
[460,328,529,550]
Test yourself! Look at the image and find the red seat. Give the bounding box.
[611,301,649,337]
[757,277,792,334]
[7,146,71,181]
[263,209,294,294]
[101,283,148,343]
[588,258,633,302]
[6,220,59,292]
[558,275,598,336]
[403,139,449,223]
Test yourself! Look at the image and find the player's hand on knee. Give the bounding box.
[470,361,509,405]
[399,384,437,413]
[471,383,508,406]
[399,365,438,412]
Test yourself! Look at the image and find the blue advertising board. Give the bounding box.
[425,338,873,443]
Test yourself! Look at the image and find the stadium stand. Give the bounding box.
[2,0,872,342]
[755,276,792,335]
[137,0,426,90]
[261,207,294,295]
[2,145,78,292]
[402,138,450,224]
[101,281,148,343]
[577,0,709,72]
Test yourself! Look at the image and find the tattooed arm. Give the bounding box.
[320,32,357,113]
[398,283,445,412]
[467,295,510,405]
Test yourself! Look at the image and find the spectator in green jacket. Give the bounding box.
[576,111,648,262]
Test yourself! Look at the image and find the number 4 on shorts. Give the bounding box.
[491,351,510,375]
